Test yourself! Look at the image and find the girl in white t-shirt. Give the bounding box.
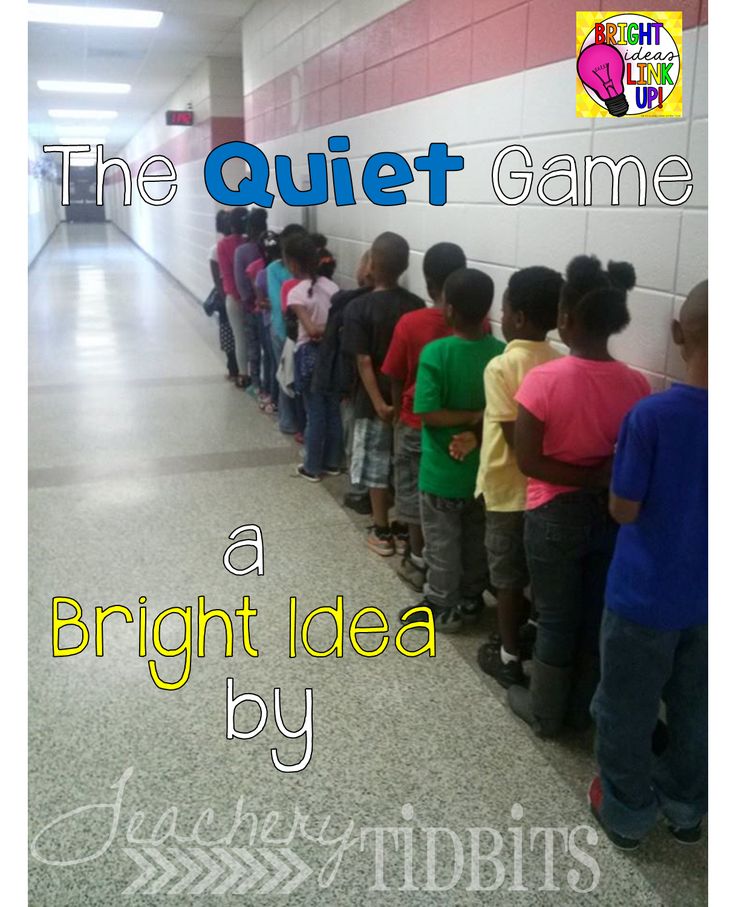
[283,233,341,481]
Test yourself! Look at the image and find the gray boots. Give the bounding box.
[507,658,573,738]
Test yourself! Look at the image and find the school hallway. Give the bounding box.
[28,223,706,906]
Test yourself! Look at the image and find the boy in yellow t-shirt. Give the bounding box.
[451,267,563,686]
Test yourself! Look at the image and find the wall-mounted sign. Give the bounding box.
[165,109,193,126]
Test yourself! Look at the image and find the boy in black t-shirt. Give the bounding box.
[343,233,424,556]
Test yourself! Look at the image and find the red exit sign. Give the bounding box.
[165,109,193,126]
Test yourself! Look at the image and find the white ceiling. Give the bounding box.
[28,0,252,151]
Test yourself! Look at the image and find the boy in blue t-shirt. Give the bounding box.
[588,280,708,851]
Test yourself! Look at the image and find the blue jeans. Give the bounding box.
[271,331,297,434]
[303,389,343,476]
[592,609,708,839]
[258,312,276,400]
[525,491,618,667]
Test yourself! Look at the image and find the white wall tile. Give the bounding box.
[609,289,674,375]
[522,60,593,137]
[585,209,682,292]
[516,206,587,273]
[675,210,707,296]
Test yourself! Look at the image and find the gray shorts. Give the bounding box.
[394,422,422,523]
[350,417,393,489]
[485,510,529,590]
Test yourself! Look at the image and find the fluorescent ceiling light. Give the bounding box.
[49,109,118,119]
[28,4,163,28]
[38,80,131,94]
[55,124,110,135]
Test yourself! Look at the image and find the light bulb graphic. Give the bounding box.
[577,42,629,117]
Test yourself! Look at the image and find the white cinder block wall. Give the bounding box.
[241,0,708,389]
[108,0,707,389]
[109,57,244,301]
[28,138,61,265]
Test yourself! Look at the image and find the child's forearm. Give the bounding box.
[422,409,483,428]
[357,355,389,414]
[517,453,611,489]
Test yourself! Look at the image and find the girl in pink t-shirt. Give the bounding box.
[508,255,650,738]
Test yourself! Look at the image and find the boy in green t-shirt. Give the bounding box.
[412,268,505,632]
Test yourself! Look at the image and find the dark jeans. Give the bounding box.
[525,491,618,667]
[243,311,260,390]
[420,492,488,610]
[592,608,708,839]
[303,390,343,476]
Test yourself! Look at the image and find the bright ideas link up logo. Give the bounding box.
[576,11,683,118]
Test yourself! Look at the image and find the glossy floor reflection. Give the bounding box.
[28,224,706,905]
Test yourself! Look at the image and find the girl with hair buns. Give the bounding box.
[507,255,650,739]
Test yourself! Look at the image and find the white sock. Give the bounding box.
[409,552,425,569]
[500,646,519,665]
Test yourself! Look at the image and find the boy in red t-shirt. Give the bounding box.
[381,243,467,589]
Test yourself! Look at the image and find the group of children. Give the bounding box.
[205,207,708,853]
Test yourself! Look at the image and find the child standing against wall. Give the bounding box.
[382,242,467,590]
[267,223,307,435]
[283,233,341,481]
[508,256,650,737]
[453,267,564,685]
[588,281,708,850]
[217,207,248,388]
[342,232,424,555]
[412,268,505,632]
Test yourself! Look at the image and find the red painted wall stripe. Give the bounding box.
[106,115,243,183]
[244,0,707,143]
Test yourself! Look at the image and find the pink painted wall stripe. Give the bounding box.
[244,0,707,143]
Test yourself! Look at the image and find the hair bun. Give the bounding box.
[607,261,636,292]
[566,255,604,288]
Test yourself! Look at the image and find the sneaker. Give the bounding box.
[343,493,372,515]
[477,642,526,688]
[390,521,409,556]
[433,605,464,634]
[587,777,641,851]
[668,822,702,845]
[367,525,395,557]
[395,554,426,592]
[295,465,321,483]
[459,596,485,624]
[322,466,342,477]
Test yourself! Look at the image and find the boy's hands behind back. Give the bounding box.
[449,431,478,461]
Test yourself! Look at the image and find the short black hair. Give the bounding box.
[370,231,410,281]
[215,209,230,235]
[560,255,636,338]
[278,223,306,258]
[282,232,319,278]
[444,268,494,326]
[423,242,467,296]
[248,207,268,236]
[229,206,250,235]
[506,266,563,332]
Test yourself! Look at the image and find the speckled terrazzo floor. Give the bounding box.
[28,224,706,905]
